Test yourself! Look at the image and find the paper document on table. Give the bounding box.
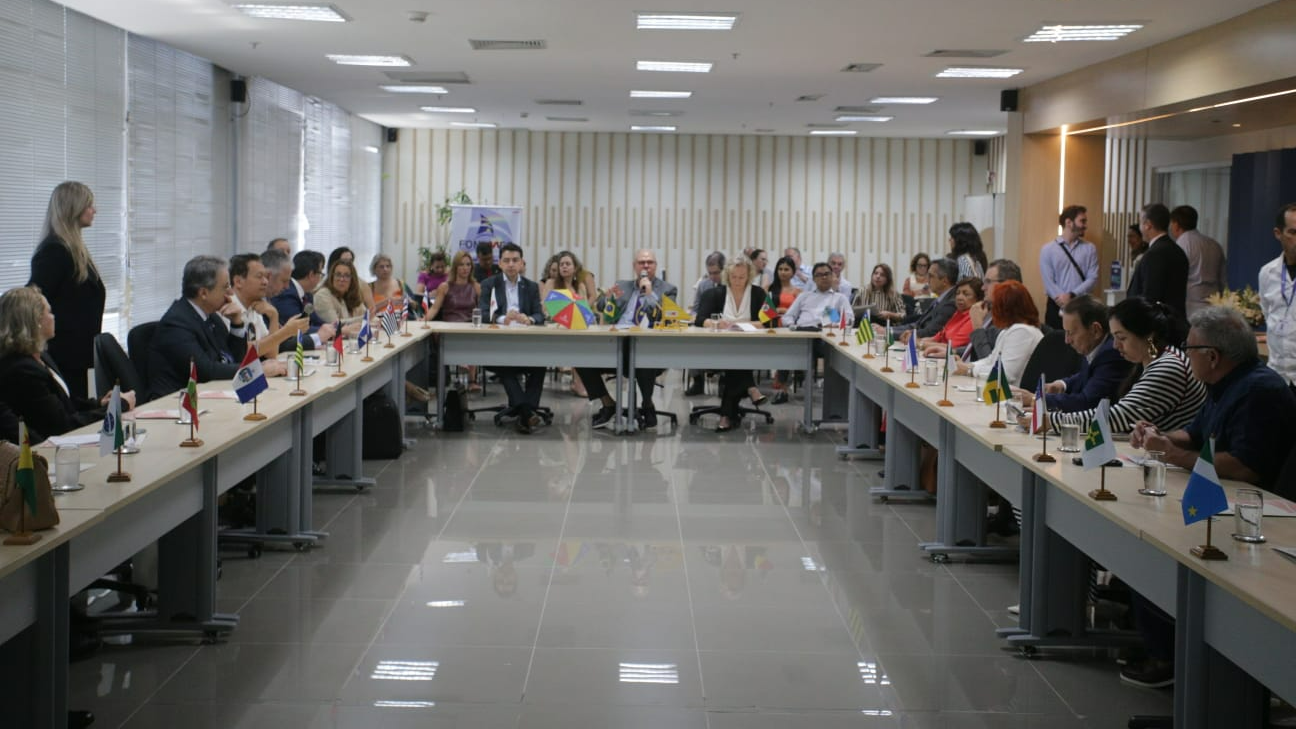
[727,322,759,332]
[1220,498,1296,518]
[45,434,100,447]
[132,409,211,420]
[199,390,238,400]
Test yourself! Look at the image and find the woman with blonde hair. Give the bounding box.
[29,181,105,399]
[540,250,597,396]
[369,252,407,311]
[424,251,483,391]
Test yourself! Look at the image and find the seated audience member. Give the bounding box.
[538,254,561,291]
[326,246,374,310]
[0,287,136,443]
[783,246,812,288]
[369,253,407,310]
[748,248,772,289]
[689,251,726,315]
[1043,297,1204,434]
[577,249,678,429]
[920,277,982,357]
[260,248,293,298]
[892,258,958,343]
[541,250,597,398]
[1015,295,1131,414]
[478,243,547,434]
[966,259,1022,362]
[693,258,769,431]
[854,263,906,325]
[314,259,368,335]
[266,237,292,256]
[415,250,448,296]
[423,250,482,391]
[827,252,854,302]
[270,250,336,350]
[954,279,1041,386]
[902,253,932,298]
[767,256,802,322]
[780,262,854,329]
[147,255,285,401]
[472,241,500,284]
[227,252,307,358]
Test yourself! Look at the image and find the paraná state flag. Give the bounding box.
[99,384,125,458]
[1182,438,1228,525]
[233,346,268,404]
[181,360,200,430]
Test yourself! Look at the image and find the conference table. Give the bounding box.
[0,326,432,728]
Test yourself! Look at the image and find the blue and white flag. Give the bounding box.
[99,384,124,458]
[1182,438,1228,525]
[356,317,372,348]
[904,333,919,371]
[232,346,269,404]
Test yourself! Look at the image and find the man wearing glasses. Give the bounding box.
[966,259,1022,361]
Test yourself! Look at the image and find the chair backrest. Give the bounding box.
[1018,329,1084,389]
[126,322,159,396]
[901,294,917,320]
[93,333,142,397]
[1275,444,1296,502]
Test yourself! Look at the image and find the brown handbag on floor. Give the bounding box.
[0,441,60,533]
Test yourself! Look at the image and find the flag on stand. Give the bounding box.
[660,295,686,324]
[15,420,36,516]
[885,322,895,348]
[855,317,874,345]
[182,360,200,430]
[488,287,498,322]
[99,385,125,458]
[1031,374,1047,434]
[904,333,919,371]
[293,330,305,374]
[333,329,345,358]
[758,291,778,325]
[1080,398,1118,470]
[839,307,848,336]
[423,289,433,315]
[233,347,268,404]
[380,307,399,338]
[1182,439,1228,525]
[357,317,372,348]
[398,300,409,325]
[981,356,1009,404]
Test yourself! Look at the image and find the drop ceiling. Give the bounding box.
[59,0,1275,137]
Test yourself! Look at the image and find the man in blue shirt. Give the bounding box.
[1038,204,1099,330]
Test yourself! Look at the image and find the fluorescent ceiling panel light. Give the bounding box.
[371,661,439,682]
[869,96,938,104]
[232,3,348,21]
[630,90,692,99]
[451,122,497,128]
[1024,24,1143,42]
[327,54,412,67]
[425,600,465,608]
[380,85,448,94]
[636,60,713,73]
[835,115,893,123]
[363,145,379,153]
[636,12,738,30]
[619,662,679,684]
[373,701,437,709]
[936,66,1023,79]
[421,106,476,113]
[631,125,677,132]
[946,129,1001,136]
[809,130,856,136]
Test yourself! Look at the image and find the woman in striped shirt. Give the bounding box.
[1048,297,1205,433]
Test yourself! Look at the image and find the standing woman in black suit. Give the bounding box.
[28,181,105,400]
[693,258,770,432]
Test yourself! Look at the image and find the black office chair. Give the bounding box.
[469,368,554,427]
[1018,329,1084,389]
[93,333,142,397]
[127,321,159,398]
[688,372,774,427]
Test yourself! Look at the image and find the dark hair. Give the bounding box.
[1062,295,1109,333]
[426,250,448,272]
[953,277,984,302]
[948,222,988,272]
[990,280,1039,329]
[928,258,958,285]
[811,262,832,279]
[1110,296,1182,397]
[1170,205,1198,231]
[476,241,494,257]
[748,248,765,263]
[909,253,930,274]
[266,237,289,251]
[291,250,317,279]
[868,264,895,294]
[498,242,523,259]
[326,246,355,272]
[1128,224,1141,237]
[1059,205,1087,227]
[228,252,259,282]
[1140,203,1170,232]
[768,255,799,300]
[987,259,1022,282]
[325,260,363,310]
[705,251,726,269]
[1275,203,1296,231]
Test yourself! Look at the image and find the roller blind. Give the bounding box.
[237,77,303,249]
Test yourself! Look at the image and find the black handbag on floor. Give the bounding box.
[362,392,403,459]
[440,386,469,432]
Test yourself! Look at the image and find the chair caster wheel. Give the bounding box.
[929,553,949,564]
[1018,645,1039,659]
[247,545,262,559]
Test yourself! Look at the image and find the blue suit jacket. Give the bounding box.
[269,280,327,351]
[1045,336,1132,412]
[146,298,248,401]
[478,274,545,325]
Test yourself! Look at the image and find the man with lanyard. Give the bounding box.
[1038,204,1099,331]
[1260,202,1296,389]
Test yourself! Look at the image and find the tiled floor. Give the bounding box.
[70,375,1171,728]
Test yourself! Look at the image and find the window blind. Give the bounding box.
[237,76,303,250]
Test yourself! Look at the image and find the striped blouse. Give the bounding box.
[1051,346,1206,434]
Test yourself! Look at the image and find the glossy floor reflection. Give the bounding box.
[70,375,1170,728]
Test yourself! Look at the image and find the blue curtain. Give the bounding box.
[1227,148,1296,291]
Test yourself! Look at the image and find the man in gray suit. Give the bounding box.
[577,249,679,430]
[893,257,958,343]
[1170,205,1226,317]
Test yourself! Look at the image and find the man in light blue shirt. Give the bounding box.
[782,263,854,329]
[1038,204,1099,330]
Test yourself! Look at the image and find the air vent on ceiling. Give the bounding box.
[833,105,881,114]
[754,129,776,133]
[546,116,588,122]
[795,94,824,102]
[924,49,1007,58]
[469,39,547,50]
[384,71,470,84]
[535,99,583,106]
[840,62,882,73]
[805,123,846,129]
[630,110,682,117]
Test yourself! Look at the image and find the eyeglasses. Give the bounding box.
[984,277,1002,284]
[813,271,832,278]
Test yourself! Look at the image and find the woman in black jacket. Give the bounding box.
[0,287,135,444]
[692,259,770,432]
[28,181,106,400]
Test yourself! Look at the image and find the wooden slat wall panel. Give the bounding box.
[1104,134,1150,274]
[384,130,980,306]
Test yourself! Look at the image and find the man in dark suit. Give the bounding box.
[894,258,957,343]
[478,242,548,434]
[577,249,680,430]
[1018,295,1131,414]
[1128,202,1189,323]
[146,255,287,401]
[269,250,336,351]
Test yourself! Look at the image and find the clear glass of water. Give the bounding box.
[923,358,940,386]
[1232,488,1265,543]
[1139,450,1167,496]
[471,309,483,328]
[710,313,723,330]
[1059,423,1081,452]
[53,445,82,492]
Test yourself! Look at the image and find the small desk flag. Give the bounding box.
[1182,438,1228,525]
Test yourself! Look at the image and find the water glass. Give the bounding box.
[1059,423,1081,452]
[710,313,723,330]
[54,445,81,492]
[325,344,339,365]
[922,358,941,386]
[471,309,483,328]
[871,338,885,356]
[1232,488,1265,543]
[1138,450,1167,496]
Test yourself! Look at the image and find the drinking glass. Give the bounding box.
[471,310,483,328]
[923,358,940,386]
[871,339,885,356]
[710,313,723,330]
[1058,423,1082,452]
[53,445,82,492]
[1138,450,1167,496]
[1232,488,1265,543]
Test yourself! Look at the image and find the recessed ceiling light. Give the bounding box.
[630,110,682,117]
[232,3,348,21]
[810,130,856,136]
[362,145,379,153]
[869,96,938,105]
[936,66,1023,79]
[636,60,713,73]
[836,115,893,123]
[630,90,692,99]
[327,54,412,67]
[631,125,677,132]
[636,12,738,30]
[380,85,448,94]
[451,121,496,128]
[1024,24,1143,42]
[946,129,1001,136]
[420,106,476,113]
